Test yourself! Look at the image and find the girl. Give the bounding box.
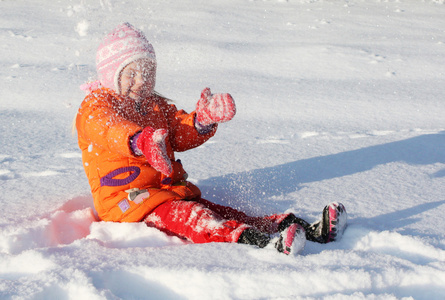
[76,23,347,255]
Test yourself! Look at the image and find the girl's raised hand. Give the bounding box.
[195,88,236,126]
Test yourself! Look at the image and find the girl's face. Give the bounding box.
[119,59,156,101]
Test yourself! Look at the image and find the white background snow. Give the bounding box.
[1,0,445,299]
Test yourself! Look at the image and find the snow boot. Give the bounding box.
[278,202,347,244]
[307,202,348,243]
[237,228,270,248]
[275,223,306,255]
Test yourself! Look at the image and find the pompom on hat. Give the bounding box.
[96,22,156,93]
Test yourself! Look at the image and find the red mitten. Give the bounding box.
[196,88,236,126]
[136,127,172,176]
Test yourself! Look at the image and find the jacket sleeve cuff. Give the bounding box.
[194,115,216,135]
[130,132,143,156]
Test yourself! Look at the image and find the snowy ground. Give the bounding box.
[1,0,445,299]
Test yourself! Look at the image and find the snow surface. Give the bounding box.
[1,0,445,299]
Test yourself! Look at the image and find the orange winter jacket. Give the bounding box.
[76,87,217,222]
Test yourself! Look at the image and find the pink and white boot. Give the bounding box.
[275,223,306,255]
[308,202,348,243]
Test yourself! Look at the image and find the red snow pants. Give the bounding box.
[144,198,289,244]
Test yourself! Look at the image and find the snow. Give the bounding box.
[1,0,445,299]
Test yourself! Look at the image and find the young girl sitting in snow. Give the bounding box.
[76,23,347,255]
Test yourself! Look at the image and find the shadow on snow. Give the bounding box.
[198,132,445,215]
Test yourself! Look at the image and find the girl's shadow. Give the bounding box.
[198,132,445,214]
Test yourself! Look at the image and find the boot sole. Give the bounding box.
[322,202,347,243]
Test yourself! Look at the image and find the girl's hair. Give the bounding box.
[153,90,174,103]
[71,114,78,136]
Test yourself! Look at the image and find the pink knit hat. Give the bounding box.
[96,23,156,93]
